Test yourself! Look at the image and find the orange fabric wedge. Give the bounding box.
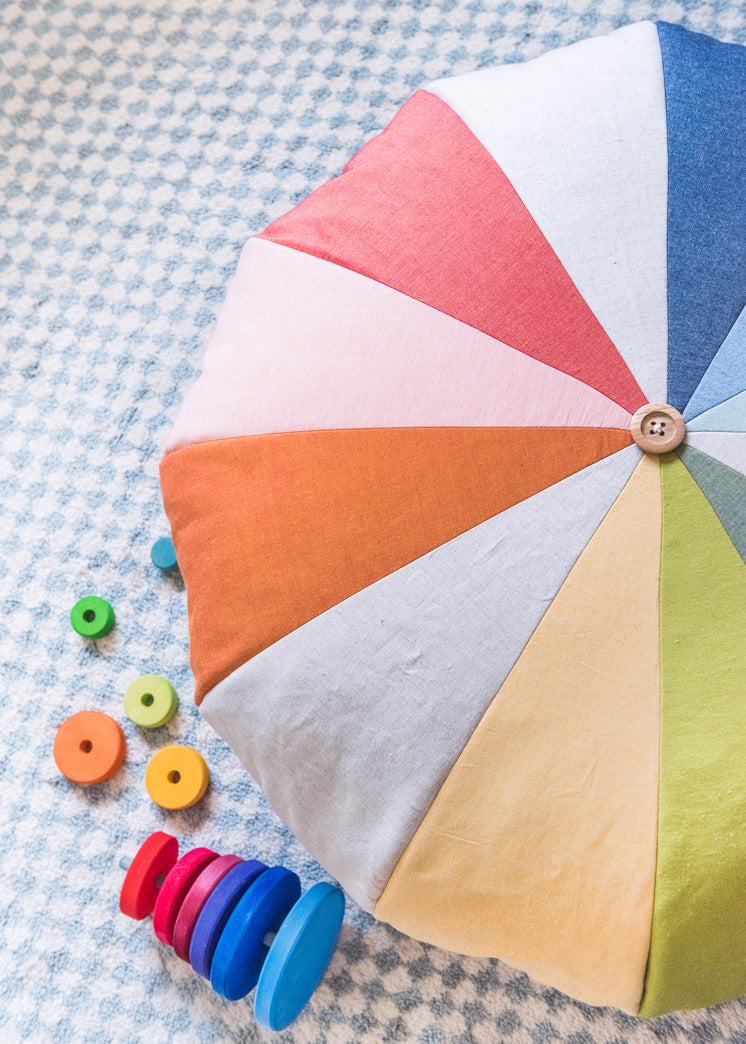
[161,426,632,703]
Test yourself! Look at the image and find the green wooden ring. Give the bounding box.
[70,596,115,639]
[123,674,179,728]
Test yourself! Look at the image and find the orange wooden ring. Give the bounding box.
[53,710,126,784]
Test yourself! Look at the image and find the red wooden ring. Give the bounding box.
[172,854,243,961]
[120,832,179,921]
[152,848,218,947]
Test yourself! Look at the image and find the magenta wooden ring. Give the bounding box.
[172,854,244,961]
[152,848,218,947]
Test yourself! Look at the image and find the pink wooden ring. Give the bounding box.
[120,832,179,921]
[172,854,244,961]
[152,847,218,947]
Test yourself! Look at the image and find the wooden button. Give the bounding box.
[53,710,126,784]
[119,832,179,920]
[145,745,210,809]
[70,596,115,639]
[123,675,178,728]
[152,847,218,946]
[631,403,686,454]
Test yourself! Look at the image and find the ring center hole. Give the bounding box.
[167,770,181,785]
[80,739,92,753]
[83,610,96,622]
[141,693,154,707]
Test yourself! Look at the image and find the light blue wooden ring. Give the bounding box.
[254,882,345,1030]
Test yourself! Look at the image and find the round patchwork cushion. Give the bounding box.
[160,21,746,1019]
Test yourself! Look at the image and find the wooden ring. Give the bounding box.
[145,745,209,809]
[53,711,126,784]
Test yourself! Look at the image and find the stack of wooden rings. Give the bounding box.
[119,832,345,1031]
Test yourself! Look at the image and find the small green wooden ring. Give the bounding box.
[123,674,179,728]
[70,596,115,639]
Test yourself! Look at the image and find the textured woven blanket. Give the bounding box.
[2,0,746,1042]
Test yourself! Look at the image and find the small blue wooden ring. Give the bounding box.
[151,537,178,571]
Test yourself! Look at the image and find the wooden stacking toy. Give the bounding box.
[119,832,345,1031]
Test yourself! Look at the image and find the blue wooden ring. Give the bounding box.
[189,860,267,979]
[254,882,345,1031]
[210,866,300,1001]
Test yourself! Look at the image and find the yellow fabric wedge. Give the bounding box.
[375,455,661,1013]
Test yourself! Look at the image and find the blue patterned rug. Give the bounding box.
[2,0,746,1041]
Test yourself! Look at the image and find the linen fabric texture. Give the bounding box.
[160,21,746,1020]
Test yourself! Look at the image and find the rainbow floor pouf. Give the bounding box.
[160,21,746,1020]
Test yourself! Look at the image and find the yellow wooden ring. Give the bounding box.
[145,745,210,810]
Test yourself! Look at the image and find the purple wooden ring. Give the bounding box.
[189,859,268,978]
[172,854,244,961]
